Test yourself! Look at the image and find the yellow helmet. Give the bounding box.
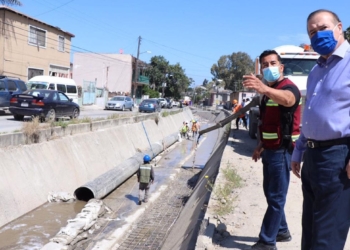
[232,99,238,104]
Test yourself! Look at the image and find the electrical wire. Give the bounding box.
[33,0,75,17]
[1,10,213,81]
[14,1,215,74]
[1,21,135,66]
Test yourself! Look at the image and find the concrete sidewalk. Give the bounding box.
[197,126,302,250]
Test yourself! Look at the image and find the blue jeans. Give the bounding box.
[259,149,291,245]
[301,144,350,250]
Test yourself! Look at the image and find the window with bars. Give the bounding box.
[29,26,46,47]
[28,68,44,80]
[58,36,65,52]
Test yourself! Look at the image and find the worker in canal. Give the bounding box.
[137,155,155,205]
[191,120,199,138]
[180,121,190,139]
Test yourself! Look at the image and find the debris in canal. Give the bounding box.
[48,192,76,203]
[42,199,110,249]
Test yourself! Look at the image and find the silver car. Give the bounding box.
[105,96,134,111]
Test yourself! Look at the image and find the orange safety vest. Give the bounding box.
[192,123,198,132]
[233,104,245,118]
[259,78,301,150]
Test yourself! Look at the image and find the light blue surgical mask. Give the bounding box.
[263,66,280,82]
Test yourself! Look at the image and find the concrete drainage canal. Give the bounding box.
[0,110,231,250]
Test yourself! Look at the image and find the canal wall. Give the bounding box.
[0,108,193,228]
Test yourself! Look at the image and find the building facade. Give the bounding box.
[73,53,133,94]
[73,53,149,104]
[0,6,74,81]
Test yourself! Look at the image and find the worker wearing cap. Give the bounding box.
[232,99,247,130]
[137,155,155,205]
[191,119,198,138]
[180,121,190,139]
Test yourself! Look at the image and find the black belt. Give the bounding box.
[307,137,350,148]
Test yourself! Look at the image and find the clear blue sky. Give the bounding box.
[13,0,350,86]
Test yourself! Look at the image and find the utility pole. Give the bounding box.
[105,66,109,89]
[162,81,166,98]
[134,36,141,100]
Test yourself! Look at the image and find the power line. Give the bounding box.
[144,38,216,61]
[1,16,212,82]
[14,1,215,71]
[28,0,136,40]
[1,21,135,66]
[34,0,75,17]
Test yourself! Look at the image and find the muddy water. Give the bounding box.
[0,201,86,250]
[0,118,214,250]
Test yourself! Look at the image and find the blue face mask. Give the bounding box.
[310,24,338,55]
[263,66,280,82]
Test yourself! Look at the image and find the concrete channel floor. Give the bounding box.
[0,119,219,250]
[77,123,218,250]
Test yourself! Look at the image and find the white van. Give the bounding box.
[27,76,79,104]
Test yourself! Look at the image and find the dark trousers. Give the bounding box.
[236,116,247,129]
[259,149,291,245]
[301,144,350,250]
[139,182,150,202]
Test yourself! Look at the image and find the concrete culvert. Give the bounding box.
[74,187,95,201]
[74,133,179,201]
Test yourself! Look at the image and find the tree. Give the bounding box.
[142,85,159,98]
[166,63,191,99]
[0,0,22,5]
[145,56,191,99]
[211,52,254,92]
[146,56,169,90]
[202,79,208,86]
[345,26,350,42]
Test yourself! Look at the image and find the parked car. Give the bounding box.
[27,75,78,104]
[165,98,173,109]
[139,99,161,113]
[216,104,224,110]
[172,101,180,107]
[158,98,167,108]
[105,96,134,111]
[9,89,80,122]
[0,75,27,111]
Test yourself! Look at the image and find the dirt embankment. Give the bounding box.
[205,126,350,250]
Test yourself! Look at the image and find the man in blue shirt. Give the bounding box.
[291,9,350,250]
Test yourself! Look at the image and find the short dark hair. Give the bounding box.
[307,9,341,26]
[259,50,282,64]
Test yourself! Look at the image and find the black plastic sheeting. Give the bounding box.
[161,110,231,250]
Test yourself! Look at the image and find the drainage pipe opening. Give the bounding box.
[74,187,94,201]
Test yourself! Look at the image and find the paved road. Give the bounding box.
[0,107,180,133]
